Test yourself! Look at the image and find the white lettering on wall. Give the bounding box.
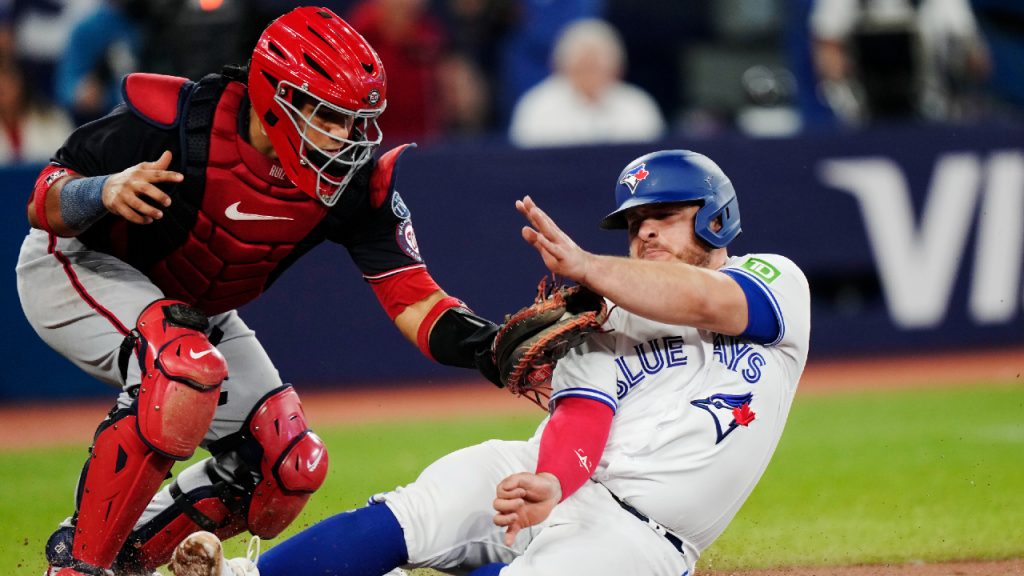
[970,151,1024,324]
[819,152,1023,329]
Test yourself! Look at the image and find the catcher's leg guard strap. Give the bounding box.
[116,459,248,572]
[134,299,227,459]
[72,409,176,569]
[246,386,328,537]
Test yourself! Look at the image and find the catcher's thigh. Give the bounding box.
[377,440,540,571]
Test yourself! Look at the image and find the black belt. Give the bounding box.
[605,487,686,556]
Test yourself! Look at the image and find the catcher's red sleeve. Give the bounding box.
[30,164,77,234]
[367,265,441,321]
[536,396,613,502]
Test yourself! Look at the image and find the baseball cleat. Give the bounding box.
[168,531,260,576]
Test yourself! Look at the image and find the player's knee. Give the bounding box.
[246,386,328,537]
[133,299,227,459]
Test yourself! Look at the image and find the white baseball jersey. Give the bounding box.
[380,252,809,576]
[540,252,810,557]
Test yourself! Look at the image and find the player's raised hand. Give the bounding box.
[516,195,593,284]
[102,150,182,225]
[493,471,562,547]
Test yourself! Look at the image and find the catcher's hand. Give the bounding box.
[492,277,609,409]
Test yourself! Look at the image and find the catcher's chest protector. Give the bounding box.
[124,74,329,315]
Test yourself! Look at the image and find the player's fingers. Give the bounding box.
[495,480,527,499]
[143,150,174,170]
[532,231,564,262]
[140,169,184,186]
[524,202,565,240]
[493,496,525,514]
[521,226,540,245]
[493,510,517,526]
[498,472,533,491]
[113,202,153,225]
[503,524,521,547]
[137,182,173,207]
[518,196,549,231]
[125,190,165,220]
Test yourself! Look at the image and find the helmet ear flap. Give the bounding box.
[695,195,741,249]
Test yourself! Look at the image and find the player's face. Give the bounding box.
[626,203,713,267]
[298,101,355,149]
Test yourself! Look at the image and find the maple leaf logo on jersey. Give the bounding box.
[691,392,756,444]
[620,163,649,194]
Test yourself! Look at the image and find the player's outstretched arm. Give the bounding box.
[493,471,561,547]
[516,195,747,335]
[28,150,181,236]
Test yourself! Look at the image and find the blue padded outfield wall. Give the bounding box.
[2,124,1022,400]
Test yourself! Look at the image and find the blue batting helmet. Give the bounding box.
[599,150,741,248]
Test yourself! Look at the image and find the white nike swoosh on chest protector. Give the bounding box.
[225,201,294,221]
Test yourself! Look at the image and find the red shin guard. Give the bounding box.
[72,300,227,569]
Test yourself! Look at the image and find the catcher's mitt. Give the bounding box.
[492,277,610,409]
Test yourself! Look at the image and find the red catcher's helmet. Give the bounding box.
[249,7,387,206]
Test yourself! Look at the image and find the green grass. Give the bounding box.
[3,384,1022,574]
[702,381,1024,570]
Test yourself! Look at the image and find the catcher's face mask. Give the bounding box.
[249,6,387,206]
[277,82,384,202]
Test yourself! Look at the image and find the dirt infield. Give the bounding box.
[2,347,1021,575]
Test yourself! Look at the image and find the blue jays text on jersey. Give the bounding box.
[614,332,769,400]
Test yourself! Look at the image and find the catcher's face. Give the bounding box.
[626,203,719,267]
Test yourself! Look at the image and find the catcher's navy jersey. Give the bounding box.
[51,74,423,315]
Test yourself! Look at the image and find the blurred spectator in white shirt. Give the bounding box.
[0,58,73,164]
[509,18,665,148]
[810,0,987,124]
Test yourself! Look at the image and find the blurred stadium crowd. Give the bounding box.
[0,0,1022,164]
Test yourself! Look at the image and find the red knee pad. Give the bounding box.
[134,299,228,459]
[246,387,328,537]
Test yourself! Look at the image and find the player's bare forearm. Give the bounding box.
[584,254,748,334]
[493,471,561,546]
[394,289,448,345]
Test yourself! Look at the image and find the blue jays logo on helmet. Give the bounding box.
[600,150,741,248]
[691,392,756,444]
[619,163,649,194]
